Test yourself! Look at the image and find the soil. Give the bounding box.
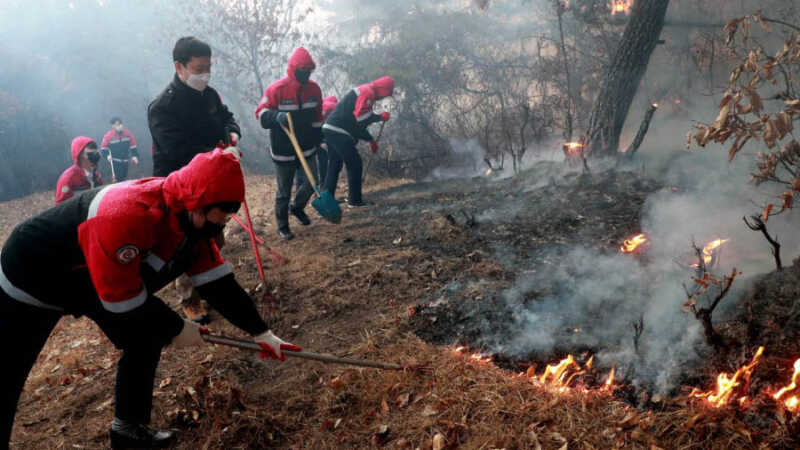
[3,161,800,449]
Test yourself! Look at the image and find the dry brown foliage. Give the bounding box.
[693,13,800,217]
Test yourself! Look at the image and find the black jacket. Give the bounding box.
[148,74,240,176]
[323,88,382,142]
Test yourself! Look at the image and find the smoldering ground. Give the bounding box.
[411,138,800,394]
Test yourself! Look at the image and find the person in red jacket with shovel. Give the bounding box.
[322,76,393,208]
[100,117,139,182]
[55,136,103,204]
[255,46,324,241]
[0,147,299,449]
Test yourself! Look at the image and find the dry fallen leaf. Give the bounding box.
[396,392,411,408]
[159,377,172,389]
[328,376,345,391]
[432,433,446,450]
[381,397,390,414]
[422,405,440,416]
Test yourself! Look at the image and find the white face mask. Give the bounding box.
[186,72,210,92]
[114,124,123,132]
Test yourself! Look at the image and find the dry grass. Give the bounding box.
[3,174,800,449]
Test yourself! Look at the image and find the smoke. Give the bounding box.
[426,139,488,181]
[489,140,800,393]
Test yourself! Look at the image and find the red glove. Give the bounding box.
[380,112,391,122]
[255,330,302,362]
[370,141,379,154]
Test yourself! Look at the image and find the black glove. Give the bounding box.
[277,112,289,128]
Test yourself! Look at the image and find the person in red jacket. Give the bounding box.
[55,136,103,204]
[100,117,139,182]
[322,76,393,207]
[0,147,299,449]
[255,47,323,241]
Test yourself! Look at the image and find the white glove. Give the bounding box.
[171,320,205,348]
[131,156,139,165]
[254,330,301,361]
[107,155,113,162]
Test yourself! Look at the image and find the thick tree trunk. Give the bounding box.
[585,0,669,157]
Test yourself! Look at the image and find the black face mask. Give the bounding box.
[86,151,101,164]
[294,69,312,84]
[177,211,226,241]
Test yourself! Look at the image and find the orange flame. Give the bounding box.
[604,366,616,388]
[701,239,729,265]
[563,142,584,157]
[610,0,632,15]
[620,233,648,253]
[772,358,800,412]
[689,346,764,408]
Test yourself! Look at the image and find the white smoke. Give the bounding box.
[494,145,800,393]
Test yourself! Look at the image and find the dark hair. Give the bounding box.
[203,201,241,214]
[110,117,122,125]
[85,142,98,150]
[173,37,212,65]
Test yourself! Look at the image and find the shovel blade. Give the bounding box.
[312,189,342,224]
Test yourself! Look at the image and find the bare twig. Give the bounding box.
[743,215,783,271]
[624,103,659,159]
[631,314,644,354]
[694,268,738,349]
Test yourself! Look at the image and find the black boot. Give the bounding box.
[110,418,174,449]
[277,227,295,241]
[289,204,311,226]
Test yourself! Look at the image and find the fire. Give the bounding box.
[620,233,648,253]
[610,0,632,15]
[772,358,800,412]
[701,239,729,265]
[689,346,764,408]
[563,141,583,156]
[604,366,616,388]
[454,346,493,364]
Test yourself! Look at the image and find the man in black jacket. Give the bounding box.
[148,36,240,177]
[148,36,241,323]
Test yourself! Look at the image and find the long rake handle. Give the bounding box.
[280,113,320,197]
[202,334,405,370]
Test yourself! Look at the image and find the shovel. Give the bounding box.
[107,155,117,183]
[201,332,420,371]
[280,113,341,224]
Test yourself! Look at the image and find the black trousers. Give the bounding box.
[275,157,317,231]
[111,160,130,181]
[295,146,328,190]
[0,289,167,446]
[323,131,363,204]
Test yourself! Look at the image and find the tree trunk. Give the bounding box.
[585,0,669,157]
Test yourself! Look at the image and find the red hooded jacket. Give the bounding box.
[323,76,394,142]
[254,47,324,162]
[55,136,103,204]
[77,147,244,312]
[322,95,338,120]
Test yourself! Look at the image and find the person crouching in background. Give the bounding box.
[55,136,103,204]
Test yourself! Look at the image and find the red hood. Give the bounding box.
[287,47,316,82]
[70,136,95,164]
[162,147,245,212]
[371,76,395,99]
[322,95,338,118]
